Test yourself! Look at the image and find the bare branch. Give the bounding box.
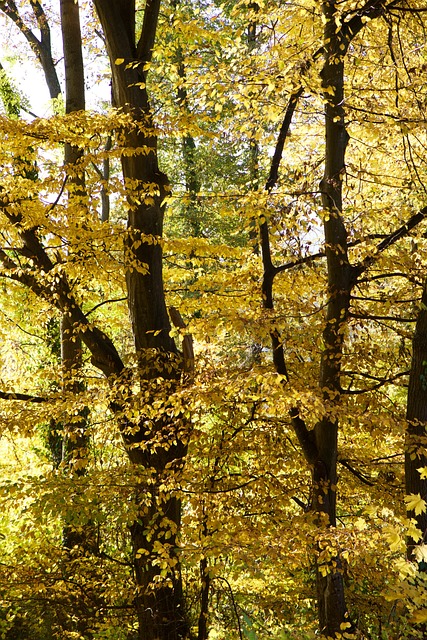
[355,206,427,277]
[85,297,127,317]
[274,250,325,274]
[339,459,374,486]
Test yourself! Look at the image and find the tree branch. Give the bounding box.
[292,495,308,510]
[0,0,41,49]
[169,305,194,375]
[212,577,243,640]
[338,459,374,486]
[136,0,161,64]
[342,369,410,382]
[271,329,289,380]
[349,312,416,322]
[85,297,128,317]
[0,229,124,378]
[31,0,51,46]
[0,0,61,99]
[289,407,318,465]
[341,370,410,394]
[341,0,399,48]
[0,390,46,402]
[389,5,427,10]
[265,86,304,193]
[355,206,427,277]
[274,250,325,274]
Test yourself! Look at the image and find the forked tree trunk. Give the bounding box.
[0,0,61,101]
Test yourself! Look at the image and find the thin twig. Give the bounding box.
[85,297,127,317]
[213,577,243,640]
[46,176,69,215]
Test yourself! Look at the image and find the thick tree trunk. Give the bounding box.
[58,15,99,640]
[406,279,427,556]
[93,2,189,638]
[60,0,88,550]
[129,486,187,640]
[313,1,353,633]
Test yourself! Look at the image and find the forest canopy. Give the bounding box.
[0,0,427,639]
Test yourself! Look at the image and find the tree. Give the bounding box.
[0,1,188,637]
[2,0,427,639]
[254,0,423,633]
[92,2,190,637]
[0,0,60,100]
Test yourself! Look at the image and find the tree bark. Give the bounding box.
[312,1,354,633]
[59,0,89,554]
[258,1,353,628]
[175,39,201,236]
[93,2,189,638]
[405,279,427,557]
[61,0,85,115]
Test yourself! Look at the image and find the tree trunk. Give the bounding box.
[59,0,86,418]
[175,39,201,236]
[404,279,427,638]
[60,0,90,553]
[58,12,99,640]
[405,279,427,557]
[259,0,353,626]
[93,2,189,637]
[61,0,85,115]
[313,0,353,633]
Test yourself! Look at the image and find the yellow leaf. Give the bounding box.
[405,493,427,516]
[354,517,367,531]
[409,609,427,624]
[115,58,125,65]
[386,529,402,552]
[414,544,427,563]
[407,521,423,543]
[417,466,427,480]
